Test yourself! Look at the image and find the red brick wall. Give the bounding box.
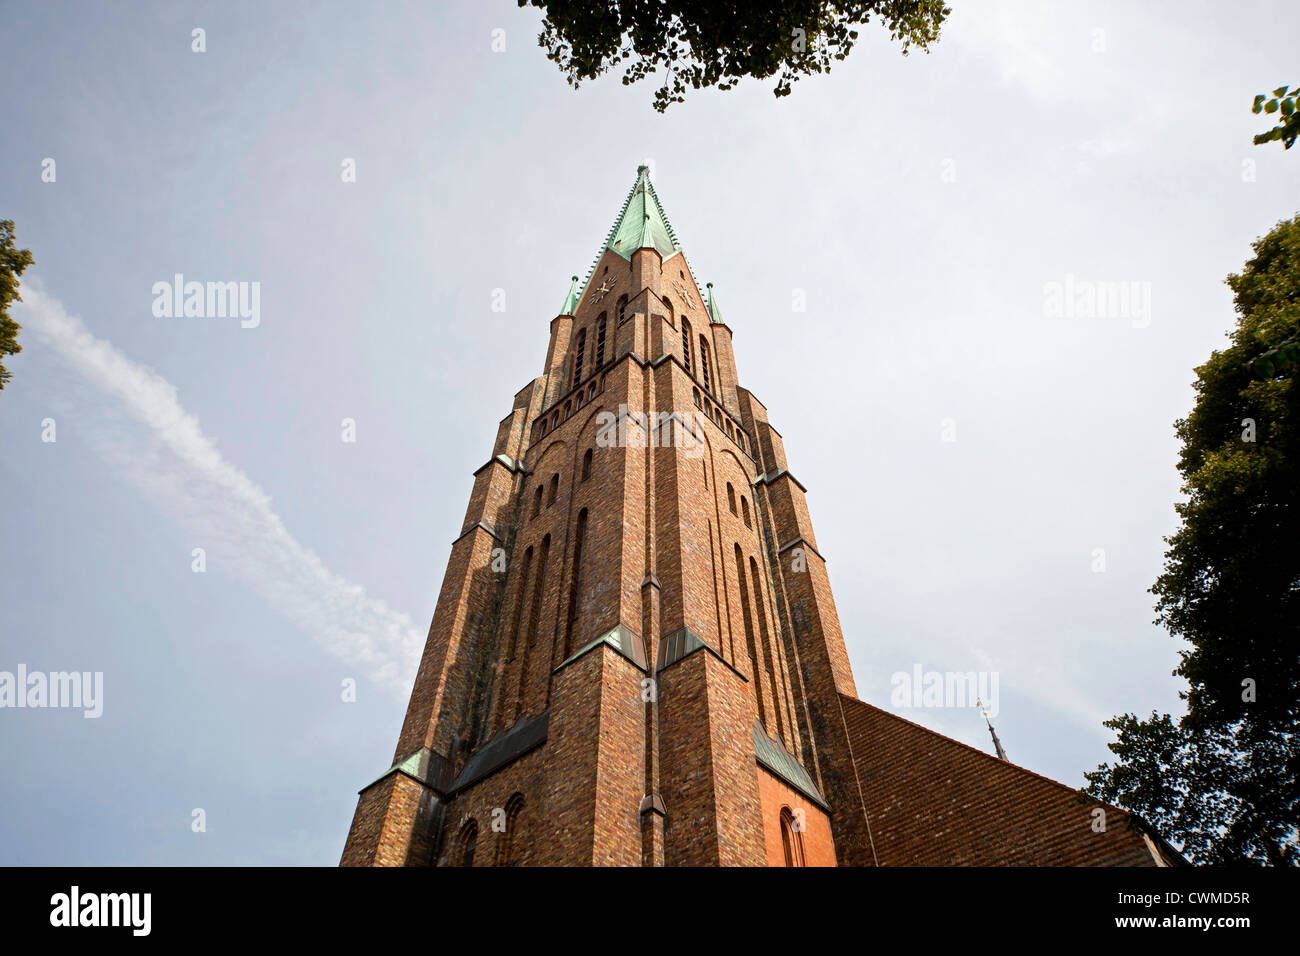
[756,768,837,867]
[436,748,547,867]
[658,648,767,866]
[544,643,646,866]
[343,192,1139,869]
[343,235,861,868]
[340,773,437,867]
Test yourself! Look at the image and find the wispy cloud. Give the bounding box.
[16,282,422,695]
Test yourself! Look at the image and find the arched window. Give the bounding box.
[564,508,588,656]
[617,294,628,324]
[699,335,712,395]
[713,406,723,427]
[572,328,586,388]
[725,421,733,440]
[587,382,596,402]
[547,473,559,507]
[496,793,525,866]
[692,387,702,408]
[751,553,783,740]
[521,534,551,668]
[458,819,478,867]
[780,808,805,867]
[581,448,592,481]
[741,496,752,528]
[727,482,737,515]
[596,313,607,367]
[551,411,559,431]
[735,543,766,727]
[532,485,543,518]
[682,319,694,373]
[538,418,547,438]
[507,546,533,658]
[564,401,571,420]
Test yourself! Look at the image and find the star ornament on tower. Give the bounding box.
[672,277,695,308]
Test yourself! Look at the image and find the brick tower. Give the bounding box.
[340,167,1178,868]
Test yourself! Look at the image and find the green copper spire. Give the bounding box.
[706,282,724,324]
[574,166,692,309]
[559,275,579,316]
[605,165,682,261]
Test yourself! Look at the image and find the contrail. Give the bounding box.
[15,282,423,695]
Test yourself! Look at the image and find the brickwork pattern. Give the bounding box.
[341,174,1160,869]
[756,767,837,867]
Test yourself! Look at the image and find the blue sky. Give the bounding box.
[1,0,1297,864]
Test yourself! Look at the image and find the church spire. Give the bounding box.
[559,275,579,316]
[603,165,682,263]
[978,698,1008,761]
[598,164,681,261]
[706,282,724,325]
[574,165,687,308]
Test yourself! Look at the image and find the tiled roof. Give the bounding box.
[837,694,1178,866]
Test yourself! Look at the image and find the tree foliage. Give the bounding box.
[1253,86,1299,150]
[1085,216,1300,866]
[1,220,35,392]
[519,0,949,112]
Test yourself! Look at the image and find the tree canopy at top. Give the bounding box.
[520,0,949,112]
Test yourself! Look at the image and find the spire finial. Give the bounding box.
[977,698,1008,761]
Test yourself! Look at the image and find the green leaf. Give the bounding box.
[1274,86,1289,97]
[1253,94,1266,113]
[1265,98,1279,113]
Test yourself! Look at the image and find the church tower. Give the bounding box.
[340,167,1177,868]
